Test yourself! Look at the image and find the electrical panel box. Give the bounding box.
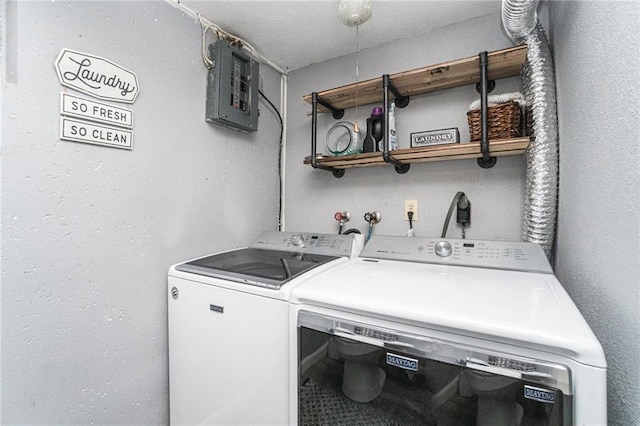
[206,40,259,132]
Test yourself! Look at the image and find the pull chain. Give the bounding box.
[354,24,360,133]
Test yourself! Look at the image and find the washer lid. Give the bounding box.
[173,231,363,290]
[176,248,339,289]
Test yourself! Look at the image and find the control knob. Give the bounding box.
[291,234,305,247]
[435,241,452,257]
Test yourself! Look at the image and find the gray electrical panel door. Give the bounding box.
[206,40,259,132]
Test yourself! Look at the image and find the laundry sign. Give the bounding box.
[54,49,139,104]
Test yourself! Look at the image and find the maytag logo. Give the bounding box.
[386,353,418,371]
[524,385,556,404]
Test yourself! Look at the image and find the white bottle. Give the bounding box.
[388,102,398,151]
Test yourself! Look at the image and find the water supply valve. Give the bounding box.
[335,211,351,224]
[334,211,351,234]
[364,211,381,225]
[363,211,381,243]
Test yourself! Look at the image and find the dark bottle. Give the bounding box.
[362,107,385,153]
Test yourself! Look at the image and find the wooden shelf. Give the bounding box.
[304,137,530,169]
[304,45,529,176]
[303,45,527,113]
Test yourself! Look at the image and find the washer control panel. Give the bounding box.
[361,235,552,273]
[249,231,363,258]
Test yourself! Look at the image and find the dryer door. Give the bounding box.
[297,311,571,425]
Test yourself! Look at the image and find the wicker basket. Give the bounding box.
[467,101,522,141]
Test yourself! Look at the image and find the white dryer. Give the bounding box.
[168,231,363,425]
[289,235,606,425]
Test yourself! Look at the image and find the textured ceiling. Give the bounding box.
[171,0,502,71]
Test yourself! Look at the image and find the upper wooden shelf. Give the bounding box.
[303,45,527,113]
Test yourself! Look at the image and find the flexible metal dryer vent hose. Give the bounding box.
[502,0,559,259]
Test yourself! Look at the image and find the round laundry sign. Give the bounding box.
[55,49,139,104]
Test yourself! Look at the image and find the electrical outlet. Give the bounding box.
[404,199,418,221]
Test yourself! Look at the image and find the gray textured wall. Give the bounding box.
[1,1,281,424]
[3,0,637,424]
[285,12,526,243]
[550,1,640,424]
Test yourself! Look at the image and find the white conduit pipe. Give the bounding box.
[502,0,559,259]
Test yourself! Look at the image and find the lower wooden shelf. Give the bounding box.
[304,137,530,170]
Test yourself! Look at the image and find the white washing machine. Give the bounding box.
[168,231,363,425]
[289,235,607,425]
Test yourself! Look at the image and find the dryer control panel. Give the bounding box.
[361,235,552,273]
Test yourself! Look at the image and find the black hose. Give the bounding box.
[342,228,362,235]
[441,192,465,238]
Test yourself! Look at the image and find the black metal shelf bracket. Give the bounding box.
[386,77,410,109]
[476,80,496,94]
[476,51,497,169]
[310,92,345,178]
[382,74,410,174]
[315,95,344,120]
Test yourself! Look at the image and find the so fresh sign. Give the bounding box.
[61,93,133,128]
[55,49,139,104]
